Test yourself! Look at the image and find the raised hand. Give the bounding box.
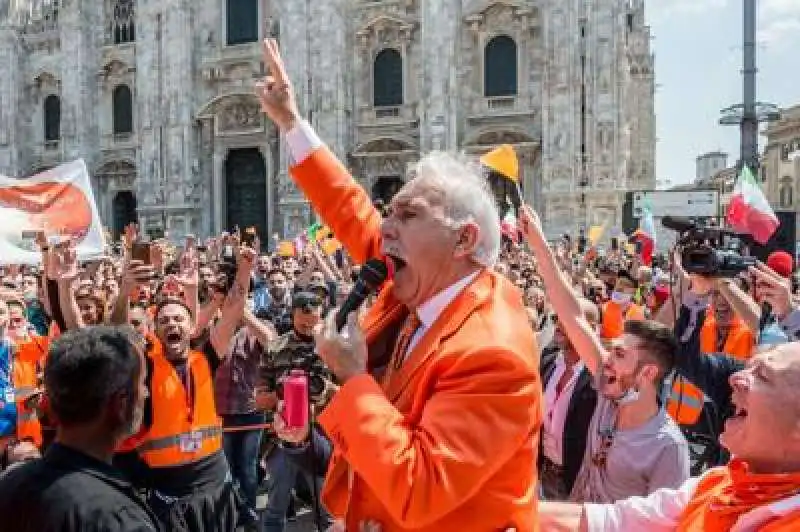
[750,262,794,320]
[55,241,79,283]
[255,38,301,132]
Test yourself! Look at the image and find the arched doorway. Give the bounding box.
[112,191,137,240]
[225,148,267,238]
[371,176,404,205]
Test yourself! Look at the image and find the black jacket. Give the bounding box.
[0,443,161,532]
[539,347,597,494]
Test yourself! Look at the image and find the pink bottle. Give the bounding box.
[282,370,309,430]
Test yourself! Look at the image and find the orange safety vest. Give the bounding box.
[668,314,755,426]
[700,314,754,361]
[136,344,222,468]
[600,302,645,339]
[677,462,800,531]
[12,337,49,447]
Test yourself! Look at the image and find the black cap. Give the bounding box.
[292,291,323,311]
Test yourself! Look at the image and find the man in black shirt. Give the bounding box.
[0,326,160,532]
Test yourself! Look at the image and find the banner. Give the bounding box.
[0,159,106,265]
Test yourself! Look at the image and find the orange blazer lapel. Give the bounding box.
[386,270,492,403]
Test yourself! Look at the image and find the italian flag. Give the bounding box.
[632,200,656,266]
[501,207,519,244]
[726,165,779,244]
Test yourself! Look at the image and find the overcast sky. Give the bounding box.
[647,0,800,186]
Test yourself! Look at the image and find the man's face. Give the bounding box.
[381,180,470,309]
[309,271,325,286]
[712,292,735,327]
[599,333,654,400]
[614,278,636,296]
[292,306,323,336]
[77,297,101,326]
[269,272,288,297]
[155,303,192,360]
[722,345,800,471]
[21,276,37,299]
[7,303,26,332]
[129,307,150,336]
[257,256,271,275]
[199,267,215,286]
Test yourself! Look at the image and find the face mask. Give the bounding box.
[611,291,632,305]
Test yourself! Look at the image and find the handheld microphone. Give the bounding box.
[335,257,391,332]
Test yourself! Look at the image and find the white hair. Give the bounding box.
[408,151,502,267]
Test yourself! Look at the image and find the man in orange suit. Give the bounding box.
[256,39,541,532]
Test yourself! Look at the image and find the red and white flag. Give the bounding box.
[726,166,779,244]
[501,207,519,243]
[0,160,105,265]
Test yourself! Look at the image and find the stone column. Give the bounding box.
[419,0,461,152]
[0,28,21,175]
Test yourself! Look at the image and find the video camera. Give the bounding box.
[662,216,756,277]
[259,344,335,404]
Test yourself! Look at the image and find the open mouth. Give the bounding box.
[165,332,182,344]
[386,253,407,273]
[733,406,748,419]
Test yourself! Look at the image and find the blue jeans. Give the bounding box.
[262,446,333,532]
[222,412,265,525]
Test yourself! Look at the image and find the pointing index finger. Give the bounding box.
[262,38,289,85]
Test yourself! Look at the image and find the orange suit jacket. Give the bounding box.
[290,146,542,531]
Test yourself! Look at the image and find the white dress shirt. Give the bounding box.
[405,271,480,358]
[541,354,585,465]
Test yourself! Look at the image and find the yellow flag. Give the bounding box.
[480,144,519,183]
[316,225,332,242]
[588,225,606,245]
[277,241,295,257]
[321,238,341,256]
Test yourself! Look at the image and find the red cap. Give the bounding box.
[767,251,794,279]
[653,286,670,306]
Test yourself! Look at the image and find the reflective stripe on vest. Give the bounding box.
[667,376,706,426]
[17,410,38,422]
[138,426,222,452]
[138,344,223,468]
[14,386,37,401]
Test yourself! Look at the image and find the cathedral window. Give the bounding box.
[373,48,403,107]
[227,0,259,45]
[44,95,61,142]
[113,85,133,135]
[110,0,135,44]
[484,35,518,97]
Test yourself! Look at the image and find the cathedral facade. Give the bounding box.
[0,0,655,241]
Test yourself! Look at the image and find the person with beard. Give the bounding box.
[257,268,293,334]
[0,326,159,532]
[540,342,800,531]
[539,299,600,500]
[521,205,689,503]
[260,291,335,532]
[116,246,255,532]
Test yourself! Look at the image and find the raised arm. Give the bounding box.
[209,245,255,360]
[255,38,382,265]
[520,205,607,375]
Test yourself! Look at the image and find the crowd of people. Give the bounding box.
[0,38,799,532]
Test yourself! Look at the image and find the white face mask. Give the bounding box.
[616,386,641,406]
[611,291,633,305]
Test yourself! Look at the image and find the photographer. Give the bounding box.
[260,291,335,532]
